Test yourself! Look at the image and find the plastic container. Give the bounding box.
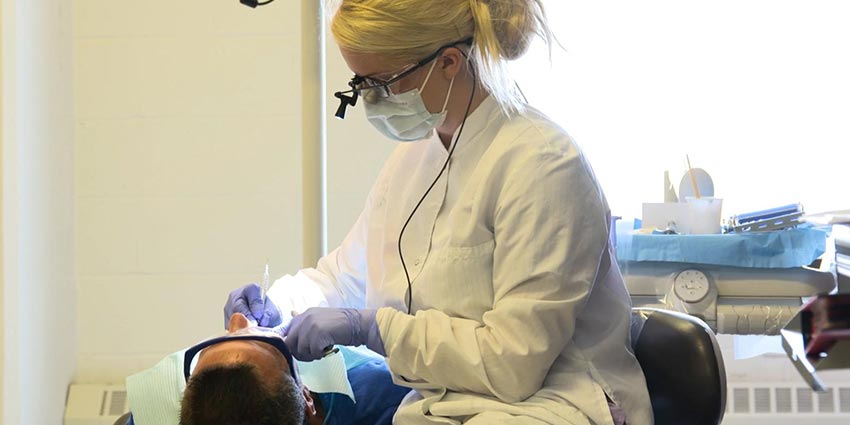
[684,197,723,234]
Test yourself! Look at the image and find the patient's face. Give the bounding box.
[193,313,293,386]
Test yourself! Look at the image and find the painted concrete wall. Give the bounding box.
[73,0,396,385]
[73,0,305,383]
[324,38,395,250]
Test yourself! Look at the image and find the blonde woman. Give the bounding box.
[225,1,653,423]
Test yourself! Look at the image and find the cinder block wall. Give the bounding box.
[74,0,305,383]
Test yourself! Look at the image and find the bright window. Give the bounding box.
[513,1,850,220]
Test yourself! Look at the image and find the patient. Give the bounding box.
[180,313,317,424]
[127,313,410,425]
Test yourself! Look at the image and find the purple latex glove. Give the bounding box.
[283,307,385,361]
[223,283,282,329]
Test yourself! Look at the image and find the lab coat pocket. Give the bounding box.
[415,239,496,320]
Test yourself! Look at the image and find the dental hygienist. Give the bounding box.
[225,0,652,423]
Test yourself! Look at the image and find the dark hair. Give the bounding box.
[179,363,306,425]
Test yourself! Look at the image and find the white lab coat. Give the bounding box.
[273,96,653,425]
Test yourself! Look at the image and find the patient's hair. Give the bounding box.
[179,363,305,425]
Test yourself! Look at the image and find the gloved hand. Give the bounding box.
[283,307,385,361]
[223,283,282,329]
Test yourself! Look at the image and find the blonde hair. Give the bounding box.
[330,0,553,113]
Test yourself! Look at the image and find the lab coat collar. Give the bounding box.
[429,95,505,157]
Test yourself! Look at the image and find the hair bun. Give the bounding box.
[474,0,539,60]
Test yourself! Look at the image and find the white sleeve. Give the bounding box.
[377,139,610,402]
[267,184,378,322]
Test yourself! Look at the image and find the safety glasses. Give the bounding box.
[353,64,420,102]
[333,37,473,119]
[183,327,296,381]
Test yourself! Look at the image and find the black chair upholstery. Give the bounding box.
[113,412,132,425]
[631,308,727,425]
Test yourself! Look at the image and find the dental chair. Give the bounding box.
[631,307,727,425]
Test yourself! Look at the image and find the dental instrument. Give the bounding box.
[728,203,804,233]
[686,155,701,199]
[262,261,270,299]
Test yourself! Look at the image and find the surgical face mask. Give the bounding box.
[364,60,455,142]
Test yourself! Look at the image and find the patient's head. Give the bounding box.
[179,313,322,425]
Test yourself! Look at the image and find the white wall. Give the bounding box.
[325,38,395,248]
[514,0,850,220]
[73,1,305,383]
[2,0,76,423]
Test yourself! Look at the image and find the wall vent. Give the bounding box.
[733,387,750,413]
[724,383,850,422]
[775,387,792,413]
[106,389,128,417]
[753,387,771,413]
[798,387,814,413]
[819,388,836,413]
[65,384,128,425]
[840,388,850,413]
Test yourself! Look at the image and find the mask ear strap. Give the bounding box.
[421,55,455,112]
[441,77,455,112]
[419,60,439,92]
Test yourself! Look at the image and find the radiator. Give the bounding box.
[722,383,850,424]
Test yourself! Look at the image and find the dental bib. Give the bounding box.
[294,350,356,402]
[126,350,186,425]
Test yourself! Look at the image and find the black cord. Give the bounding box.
[399,58,478,315]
